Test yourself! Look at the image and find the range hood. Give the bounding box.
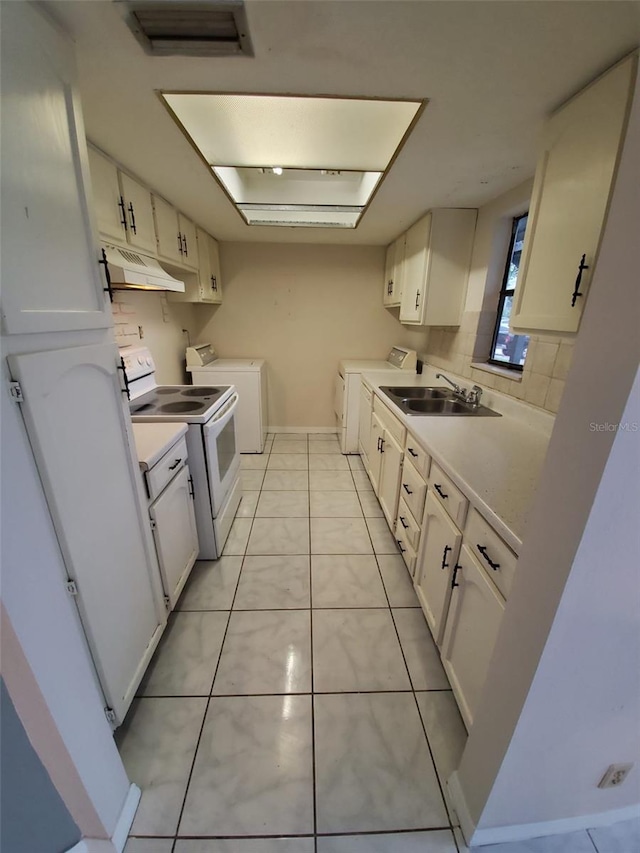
[103,244,185,292]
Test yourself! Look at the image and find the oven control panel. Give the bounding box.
[119,345,156,382]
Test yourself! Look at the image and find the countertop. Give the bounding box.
[361,366,554,554]
[131,422,188,470]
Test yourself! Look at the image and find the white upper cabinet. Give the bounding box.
[153,194,184,265]
[0,3,111,335]
[88,146,157,256]
[512,54,637,333]
[178,213,198,270]
[169,227,223,304]
[399,209,477,326]
[383,234,405,307]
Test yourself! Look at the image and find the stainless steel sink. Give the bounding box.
[380,386,501,417]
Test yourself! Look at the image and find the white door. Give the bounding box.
[441,544,505,729]
[150,466,199,607]
[399,213,431,324]
[153,195,182,264]
[369,412,384,493]
[378,429,404,527]
[0,3,111,335]
[88,146,128,245]
[120,173,157,255]
[178,214,198,269]
[415,492,462,646]
[8,343,166,724]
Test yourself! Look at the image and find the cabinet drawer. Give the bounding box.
[395,521,417,577]
[399,458,427,524]
[146,437,188,500]
[463,508,518,599]
[428,462,468,528]
[396,496,421,551]
[404,433,430,479]
[373,396,406,446]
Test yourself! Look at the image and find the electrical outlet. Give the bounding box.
[598,763,634,788]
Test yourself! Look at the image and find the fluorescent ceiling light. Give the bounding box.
[160,93,425,228]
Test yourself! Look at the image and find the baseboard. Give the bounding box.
[448,771,640,848]
[269,427,337,435]
[67,784,141,853]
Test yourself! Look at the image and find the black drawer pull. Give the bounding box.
[403,483,413,495]
[168,458,182,470]
[408,447,418,458]
[396,539,406,554]
[571,253,589,307]
[441,544,451,570]
[434,483,448,500]
[477,544,500,571]
[451,564,461,590]
[399,516,409,529]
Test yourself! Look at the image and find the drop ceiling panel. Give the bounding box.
[163,93,422,170]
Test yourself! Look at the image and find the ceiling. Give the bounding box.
[50,0,640,245]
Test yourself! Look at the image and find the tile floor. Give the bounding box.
[120,432,640,853]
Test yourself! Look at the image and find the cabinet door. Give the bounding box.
[441,544,505,729]
[178,213,198,270]
[150,466,199,607]
[390,234,405,306]
[8,343,166,725]
[1,3,111,335]
[120,173,157,255]
[208,235,223,302]
[399,213,431,323]
[378,429,404,527]
[415,491,462,646]
[383,242,395,305]
[369,412,384,493]
[511,55,636,334]
[153,195,182,264]
[88,146,127,245]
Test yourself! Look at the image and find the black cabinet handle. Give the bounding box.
[127,202,137,235]
[99,248,113,303]
[399,516,409,529]
[403,483,413,495]
[388,279,393,295]
[434,483,448,500]
[408,448,418,458]
[117,356,130,400]
[451,564,461,589]
[118,196,128,230]
[188,475,195,498]
[477,544,500,571]
[377,436,382,452]
[441,544,451,570]
[211,275,217,292]
[415,289,420,310]
[182,234,188,256]
[380,437,385,453]
[571,254,589,307]
[168,458,182,470]
[396,539,406,553]
[178,232,183,254]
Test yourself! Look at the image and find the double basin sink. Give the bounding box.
[381,386,501,417]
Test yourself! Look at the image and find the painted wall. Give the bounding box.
[424,178,576,413]
[0,679,81,853]
[454,66,640,839]
[111,290,198,384]
[193,242,428,428]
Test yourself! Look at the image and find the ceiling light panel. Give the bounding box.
[162,94,422,171]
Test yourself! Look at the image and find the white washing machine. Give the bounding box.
[336,347,418,453]
[187,344,268,453]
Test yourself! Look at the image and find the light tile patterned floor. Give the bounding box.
[121,432,634,853]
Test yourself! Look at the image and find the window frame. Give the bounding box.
[488,212,529,372]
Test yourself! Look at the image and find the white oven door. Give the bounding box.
[203,392,240,514]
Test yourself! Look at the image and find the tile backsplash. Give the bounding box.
[424,310,575,414]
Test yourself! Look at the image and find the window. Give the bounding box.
[489,213,530,370]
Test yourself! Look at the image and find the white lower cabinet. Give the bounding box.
[378,429,404,526]
[149,465,199,608]
[440,543,505,730]
[368,412,385,493]
[414,492,462,646]
[358,382,373,470]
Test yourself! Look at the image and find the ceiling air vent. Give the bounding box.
[125,2,253,57]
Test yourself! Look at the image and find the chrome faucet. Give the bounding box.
[436,373,483,407]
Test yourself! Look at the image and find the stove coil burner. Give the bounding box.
[159,401,203,414]
[155,387,183,395]
[181,387,222,397]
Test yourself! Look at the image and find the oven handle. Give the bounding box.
[203,392,239,434]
